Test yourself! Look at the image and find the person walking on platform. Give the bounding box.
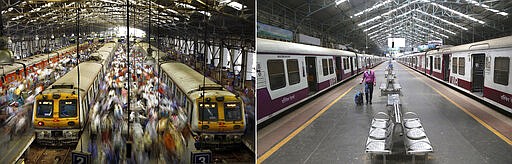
[360,69,376,104]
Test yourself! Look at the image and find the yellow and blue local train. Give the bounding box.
[142,42,247,148]
[32,43,117,146]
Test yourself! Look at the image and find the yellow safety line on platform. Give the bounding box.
[402,64,512,146]
[257,85,357,163]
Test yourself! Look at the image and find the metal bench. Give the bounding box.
[393,83,402,91]
[365,112,394,164]
[387,94,401,106]
[402,112,434,163]
[380,83,387,90]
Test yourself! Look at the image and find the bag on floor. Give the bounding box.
[355,91,363,105]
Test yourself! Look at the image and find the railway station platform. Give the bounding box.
[0,130,34,164]
[257,61,512,164]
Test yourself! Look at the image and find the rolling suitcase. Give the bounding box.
[355,89,364,105]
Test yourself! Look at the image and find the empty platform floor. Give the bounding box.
[257,63,512,164]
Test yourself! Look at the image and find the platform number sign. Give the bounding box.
[192,150,212,164]
[72,151,91,164]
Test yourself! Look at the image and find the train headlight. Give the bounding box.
[203,135,211,142]
[67,121,75,126]
[201,125,209,130]
[226,135,233,141]
[65,131,72,138]
[233,125,241,129]
[233,135,240,141]
[37,131,45,138]
[38,121,44,126]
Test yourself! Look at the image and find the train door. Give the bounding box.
[349,57,354,75]
[335,56,342,82]
[305,57,318,93]
[471,54,485,92]
[442,54,450,81]
[429,56,433,75]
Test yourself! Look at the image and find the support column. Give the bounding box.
[240,46,247,90]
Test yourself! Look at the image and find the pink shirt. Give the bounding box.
[363,70,376,84]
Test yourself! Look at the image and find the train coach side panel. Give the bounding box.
[483,48,512,108]
[257,55,309,121]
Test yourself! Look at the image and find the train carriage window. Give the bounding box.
[329,59,334,74]
[494,57,510,86]
[286,59,300,85]
[36,100,53,118]
[458,57,465,75]
[452,57,458,74]
[199,102,218,121]
[434,57,441,70]
[224,103,242,121]
[59,99,77,118]
[267,60,286,90]
[343,58,349,70]
[322,59,328,76]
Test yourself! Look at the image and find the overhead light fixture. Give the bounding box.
[198,11,211,17]
[335,0,348,6]
[416,9,468,30]
[353,0,392,17]
[413,17,456,35]
[414,24,449,38]
[430,3,485,24]
[465,0,508,16]
[358,16,381,26]
[381,0,417,16]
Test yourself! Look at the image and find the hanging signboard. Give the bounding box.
[298,34,321,46]
[257,22,294,41]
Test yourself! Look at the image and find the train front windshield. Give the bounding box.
[59,100,77,118]
[37,101,53,118]
[224,103,242,121]
[199,103,218,121]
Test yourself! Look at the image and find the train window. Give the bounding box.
[198,102,218,121]
[267,60,286,90]
[224,103,242,121]
[329,59,334,74]
[322,59,328,76]
[36,100,53,118]
[286,59,300,85]
[434,57,441,70]
[343,58,349,70]
[452,57,458,74]
[494,57,509,86]
[458,57,465,75]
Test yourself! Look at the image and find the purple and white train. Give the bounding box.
[257,38,385,124]
[398,35,512,111]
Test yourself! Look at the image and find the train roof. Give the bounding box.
[1,44,84,75]
[257,38,356,57]
[427,35,512,55]
[44,62,103,97]
[160,62,222,95]
[98,42,116,52]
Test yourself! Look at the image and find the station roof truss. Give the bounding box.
[258,0,512,54]
[1,0,254,45]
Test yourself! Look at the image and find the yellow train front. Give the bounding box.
[31,43,114,146]
[158,61,246,148]
[190,90,246,148]
[33,92,81,145]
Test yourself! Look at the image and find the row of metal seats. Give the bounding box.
[365,64,432,163]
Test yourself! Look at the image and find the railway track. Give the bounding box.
[211,144,255,163]
[26,145,72,164]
